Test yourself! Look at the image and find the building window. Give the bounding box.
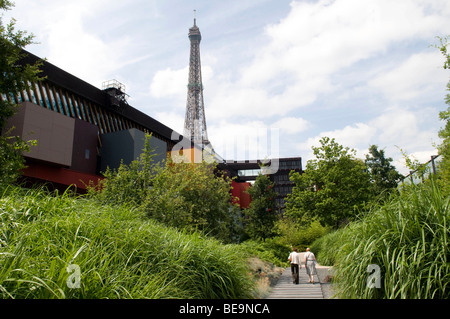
[238,169,262,177]
[87,103,98,126]
[21,88,29,103]
[27,82,38,105]
[35,82,47,108]
[9,92,19,103]
[47,87,57,113]
[79,99,89,122]
[53,89,65,115]
[62,92,73,117]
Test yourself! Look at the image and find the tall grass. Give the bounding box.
[311,179,449,299]
[0,185,254,299]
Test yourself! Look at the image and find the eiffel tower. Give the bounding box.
[183,11,212,150]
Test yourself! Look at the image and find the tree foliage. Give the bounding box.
[88,133,160,206]
[274,217,331,252]
[88,135,239,243]
[285,137,373,228]
[143,156,239,243]
[1,1,43,129]
[434,35,450,194]
[243,173,278,241]
[0,1,42,186]
[365,144,403,197]
[0,130,35,185]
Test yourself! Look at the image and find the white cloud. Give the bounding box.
[369,51,448,101]
[46,5,133,86]
[206,78,323,122]
[153,111,185,135]
[209,120,279,161]
[370,107,419,145]
[297,122,377,159]
[271,117,310,135]
[150,66,188,99]
[149,64,214,103]
[7,0,137,87]
[261,0,449,76]
[205,0,450,121]
[295,105,440,174]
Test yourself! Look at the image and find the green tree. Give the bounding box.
[88,133,159,206]
[274,217,331,251]
[365,145,403,197]
[434,35,450,194]
[1,1,42,186]
[285,137,373,228]
[89,137,239,242]
[243,173,278,241]
[144,157,239,243]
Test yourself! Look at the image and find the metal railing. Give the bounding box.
[400,154,442,185]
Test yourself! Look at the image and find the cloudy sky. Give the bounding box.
[3,0,450,174]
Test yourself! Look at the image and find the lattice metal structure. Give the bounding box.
[183,12,211,148]
[102,79,129,112]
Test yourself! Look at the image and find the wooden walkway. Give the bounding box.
[266,267,323,299]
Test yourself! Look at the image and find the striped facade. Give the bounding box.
[1,50,184,191]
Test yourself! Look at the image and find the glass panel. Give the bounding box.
[238,169,262,177]
[111,114,119,131]
[72,96,82,119]
[78,99,88,122]
[27,82,38,104]
[117,117,124,131]
[46,86,57,112]
[97,108,108,133]
[53,89,65,115]
[21,88,29,102]
[66,94,75,117]
[104,111,113,132]
[61,92,71,117]
[13,92,21,103]
[34,82,44,106]
[88,103,98,126]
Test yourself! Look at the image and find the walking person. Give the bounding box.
[288,247,301,284]
[304,248,317,284]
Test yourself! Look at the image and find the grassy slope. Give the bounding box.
[311,180,449,299]
[0,186,255,299]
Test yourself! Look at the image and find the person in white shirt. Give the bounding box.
[288,248,302,284]
[304,247,317,284]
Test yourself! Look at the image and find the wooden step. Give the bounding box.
[265,268,324,299]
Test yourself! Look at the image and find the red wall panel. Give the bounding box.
[231,180,252,209]
[22,162,103,191]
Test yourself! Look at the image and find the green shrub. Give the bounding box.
[86,133,159,207]
[242,174,278,240]
[88,135,239,243]
[239,239,290,267]
[275,218,332,252]
[143,158,239,243]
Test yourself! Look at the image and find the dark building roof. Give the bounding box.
[19,50,182,143]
